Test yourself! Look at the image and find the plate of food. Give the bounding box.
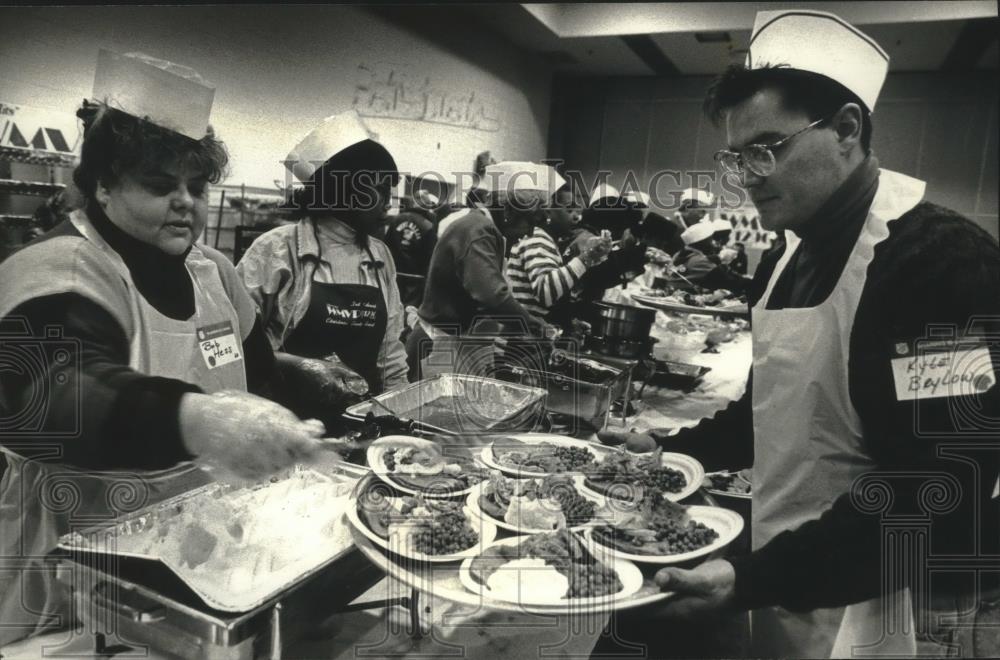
[367,436,484,497]
[581,447,704,503]
[480,435,602,477]
[703,469,752,500]
[459,529,643,608]
[587,497,743,564]
[347,477,497,563]
[632,291,749,319]
[468,471,613,534]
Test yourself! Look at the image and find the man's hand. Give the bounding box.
[179,390,323,480]
[652,559,737,619]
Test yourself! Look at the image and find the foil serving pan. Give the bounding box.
[344,373,547,435]
[57,464,360,613]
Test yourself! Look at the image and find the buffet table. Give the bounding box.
[612,286,752,434]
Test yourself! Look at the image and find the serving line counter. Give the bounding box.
[604,284,752,435]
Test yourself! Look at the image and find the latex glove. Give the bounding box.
[651,559,737,619]
[645,246,673,266]
[580,235,613,268]
[179,390,323,480]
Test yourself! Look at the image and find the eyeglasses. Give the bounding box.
[714,116,830,178]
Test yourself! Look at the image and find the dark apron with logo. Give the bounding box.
[281,225,389,393]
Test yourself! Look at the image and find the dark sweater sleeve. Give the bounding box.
[459,233,537,326]
[0,293,199,471]
[650,375,754,471]
[730,205,1000,612]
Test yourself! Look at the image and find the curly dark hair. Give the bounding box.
[703,64,873,152]
[72,102,229,202]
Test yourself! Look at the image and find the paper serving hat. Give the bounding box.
[285,110,396,183]
[623,190,652,207]
[681,221,717,246]
[588,183,621,207]
[680,188,715,207]
[746,9,889,111]
[92,49,215,139]
[712,218,733,233]
[473,161,566,197]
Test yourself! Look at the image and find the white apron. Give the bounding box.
[750,169,925,658]
[0,211,247,646]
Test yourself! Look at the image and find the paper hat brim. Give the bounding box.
[623,190,651,207]
[473,161,566,197]
[682,221,716,245]
[92,49,215,140]
[589,183,621,207]
[286,111,379,183]
[747,10,889,111]
[680,188,715,207]
[712,219,733,233]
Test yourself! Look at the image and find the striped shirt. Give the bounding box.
[505,227,587,318]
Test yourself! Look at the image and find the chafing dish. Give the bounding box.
[343,373,547,435]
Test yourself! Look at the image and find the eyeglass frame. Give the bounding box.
[713,115,832,178]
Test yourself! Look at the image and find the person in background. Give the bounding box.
[674,187,715,227]
[649,9,999,658]
[405,162,555,381]
[0,53,330,646]
[237,111,408,414]
[504,184,612,319]
[673,221,751,293]
[729,241,749,275]
[24,190,75,242]
[563,184,648,301]
[624,189,686,257]
[384,188,438,307]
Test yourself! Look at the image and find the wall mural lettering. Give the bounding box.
[352,63,501,133]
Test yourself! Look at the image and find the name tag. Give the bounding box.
[196,321,242,369]
[890,338,996,401]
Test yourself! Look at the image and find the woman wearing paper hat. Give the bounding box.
[237,111,408,398]
[671,220,748,293]
[0,52,325,645]
[675,187,716,227]
[650,9,1000,659]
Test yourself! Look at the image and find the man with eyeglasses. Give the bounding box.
[636,9,999,659]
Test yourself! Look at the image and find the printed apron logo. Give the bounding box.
[325,300,379,328]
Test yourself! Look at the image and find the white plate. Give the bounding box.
[585,505,744,565]
[480,434,605,478]
[367,435,481,498]
[579,451,705,503]
[631,294,749,319]
[703,471,752,500]
[465,477,609,534]
[458,535,643,607]
[346,488,497,563]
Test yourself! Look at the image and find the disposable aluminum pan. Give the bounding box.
[57,464,361,613]
[344,373,547,435]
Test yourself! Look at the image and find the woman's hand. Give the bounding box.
[179,390,324,480]
[580,235,613,268]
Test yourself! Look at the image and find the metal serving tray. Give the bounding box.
[344,373,547,435]
[57,464,361,613]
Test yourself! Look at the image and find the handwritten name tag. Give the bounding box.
[890,339,996,401]
[196,321,242,370]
